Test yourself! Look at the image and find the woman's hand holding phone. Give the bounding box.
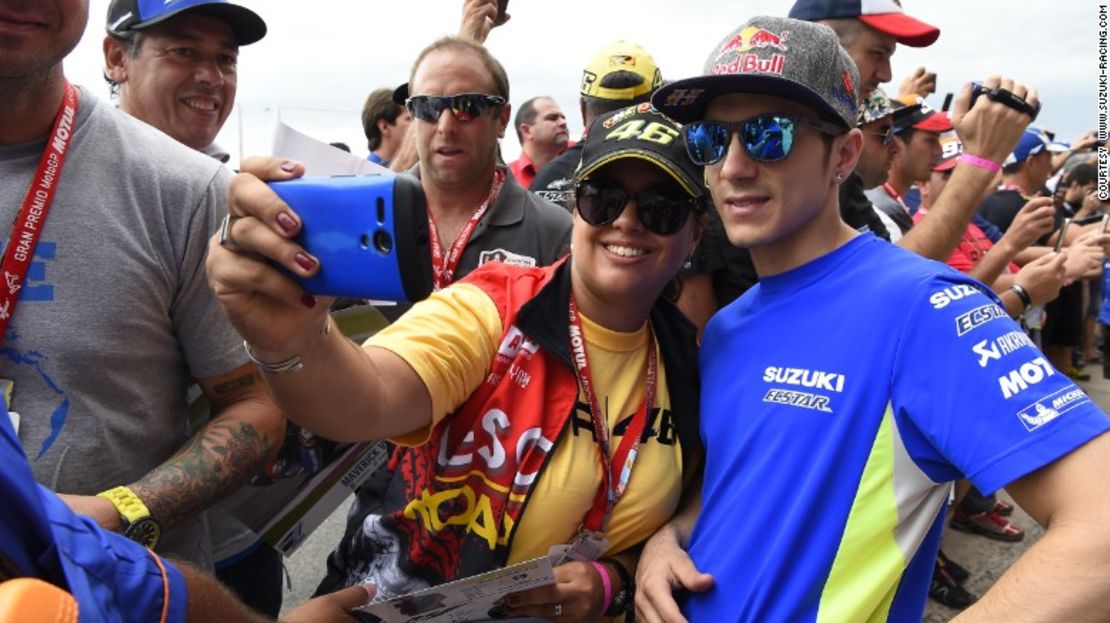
[205,156,333,362]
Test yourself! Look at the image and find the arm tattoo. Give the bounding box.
[130,419,271,531]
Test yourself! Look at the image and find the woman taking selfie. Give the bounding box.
[206,104,705,621]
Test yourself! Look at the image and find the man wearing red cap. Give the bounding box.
[788,0,939,98]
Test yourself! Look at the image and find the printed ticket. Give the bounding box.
[357,556,556,622]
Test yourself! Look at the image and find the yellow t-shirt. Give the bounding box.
[367,283,684,561]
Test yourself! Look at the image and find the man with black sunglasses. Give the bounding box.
[853,88,904,238]
[387,37,570,282]
[635,15,1110,623]
[855,89,897,188]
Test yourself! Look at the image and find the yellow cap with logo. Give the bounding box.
[580,41,663,101]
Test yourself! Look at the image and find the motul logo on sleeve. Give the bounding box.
[998,357,1055,400]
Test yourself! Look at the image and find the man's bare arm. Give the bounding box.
[898,76,1037,260]
[458,0,507,43]
[388,125,418,173]
[967,197,1055,286]
[128,363,284,531]
[176,561,369,622]
[952,432,1110,622]
[968,243,1020,289]
[62,363,284,531]
[635,473,712,623]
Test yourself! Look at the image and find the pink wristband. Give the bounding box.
[590,561,613,615]
[957,153,1002,173]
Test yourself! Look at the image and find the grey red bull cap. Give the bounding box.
[652,16,859,129]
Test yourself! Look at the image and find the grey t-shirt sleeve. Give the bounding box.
[171,168,248,379]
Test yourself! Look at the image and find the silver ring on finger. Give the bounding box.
[553,603,562,617]
[219,214,242,251]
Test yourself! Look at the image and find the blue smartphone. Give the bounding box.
[269,174,433,302]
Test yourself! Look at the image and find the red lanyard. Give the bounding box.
[0,82,79,348]
[568,296,657,534]
[882,182,911,213]
[426,168,506,290]
[883,181,901,203]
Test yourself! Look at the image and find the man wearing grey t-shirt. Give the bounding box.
[101,0,286,614]
[0,0,283,575]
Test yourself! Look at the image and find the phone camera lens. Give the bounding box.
[373,230,393,254]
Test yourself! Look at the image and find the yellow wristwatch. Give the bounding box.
[96,486,161,548]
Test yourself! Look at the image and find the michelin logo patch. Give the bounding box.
[478,248,537,268]
[1016,386,1091,432]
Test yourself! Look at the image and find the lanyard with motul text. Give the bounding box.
[427,168,506,290]
[0,82,79,348]
[568,296,657,536]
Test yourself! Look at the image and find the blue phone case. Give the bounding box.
[269,174,433,302]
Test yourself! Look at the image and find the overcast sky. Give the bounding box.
[65,0,1102,167]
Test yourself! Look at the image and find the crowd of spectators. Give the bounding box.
[2,0,1108,621]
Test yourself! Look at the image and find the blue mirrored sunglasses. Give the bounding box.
[682,114,845,166]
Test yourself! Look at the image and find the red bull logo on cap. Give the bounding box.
[711,53,786,77]
[717,27,790,57]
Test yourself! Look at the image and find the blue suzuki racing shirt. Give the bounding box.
[688,234,1109,622]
